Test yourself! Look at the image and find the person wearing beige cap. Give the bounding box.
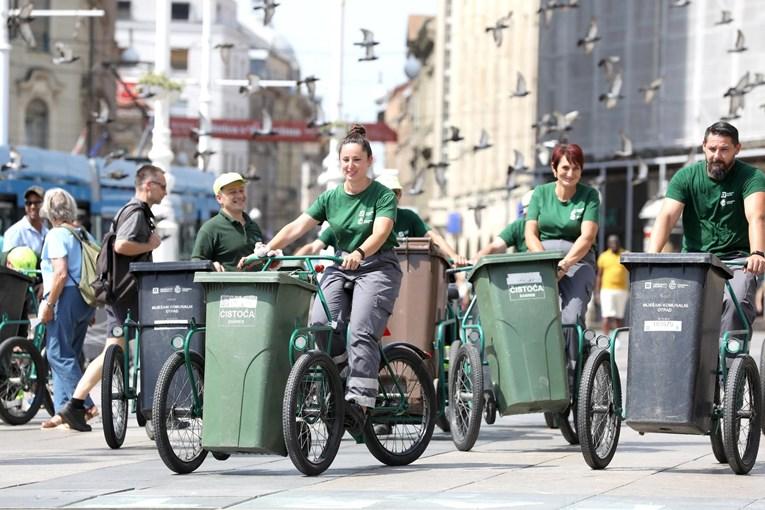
[191,172,263,271]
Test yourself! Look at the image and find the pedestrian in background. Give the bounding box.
[649,121,765,337]
[525,143,599,374]
[57,165,164,431]
[595,234,629,336]
[3,186,48,256]
[474,188,534,259]
[37,188,96,431]
[191,172,263,271]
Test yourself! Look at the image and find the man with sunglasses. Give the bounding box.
[3,186,48,257]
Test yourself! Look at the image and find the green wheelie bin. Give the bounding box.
[469,251,569,415]
[194,271,316,455]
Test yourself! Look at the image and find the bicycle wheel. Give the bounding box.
[152,351,207,474]
[710,376,727,464]
[577,348,621,469]
[0,337,46,425]
[448,342,483,451]
[723,355,761,474]
[365,345,436,466]
[282,351,344,476]
[760,344,765,436]
[102,344,128,449]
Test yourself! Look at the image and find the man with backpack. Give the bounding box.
[53,165,165,431]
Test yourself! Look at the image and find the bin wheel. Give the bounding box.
[135,398,147,427]
[145,418,156,441]
[212,452,230,461]
[577,348,621,470]
[544,412,559,429]
[282,350,344,476]
[557,405,579,445]
[152,351,207,474]
[723,355,761,474]
[0,337,46,425]
[448,342,484,451]
[759,344,765,436]
[710,377,727,464]
[483,391,497,425]
[365,345,436,466]
[102,344,128,449]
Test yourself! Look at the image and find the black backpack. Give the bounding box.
[91,202,153,306]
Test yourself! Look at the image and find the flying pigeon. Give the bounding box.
[509,72,530,98]
[728,29,747,53]
[1,147,26,172]
[473,129,492,152]
[52,42,79,65]
[576,17,600,54]
[632,158,648,186]
[297,75,319,100]
[614,132,633,158]
[239,74,260,95]
[638,77,663,104]
[251,109,276,137]
[91,98,112,125]
[193,149,216,171]
[714,10,733,25]
[599,73,624,109]
[446,126,464,142]
[253,0,279,26]
[355,29,379,62]
[669,0,691,7]
[485,11,512,48]
[213,42,235,65]
[8,2,35,48]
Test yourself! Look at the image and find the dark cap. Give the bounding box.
[23,186,44,200]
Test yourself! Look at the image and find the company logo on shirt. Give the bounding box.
[569,207,585,221]
[396,230,409,238]
[720,191,735,207]
[357,209,374,225]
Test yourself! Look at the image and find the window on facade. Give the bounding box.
[25,99,49,148]
[117,1,131,20]
[170,48,189,71]
[171,2,191,20]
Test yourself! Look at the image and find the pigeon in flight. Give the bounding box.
[728,29,747,53]
[253,0,279,26]
[638,77,663,104]
[472,129,492,152]
[407,168,426,196]
[191,111,212,140]
[239,74,260,95]
[531,113,556,136]
[213,42,235,65]
[446,126,464,142]
[597,56,622,83]
[536,140,557,166]
[724,72,751,98]
[470,202,487,229]
[509,72,530,98]
[632,158,649,186]
[551,110,579,134]
[297,75,319,100]
[355,29,379,62]
[193,149,216,171]
[8,2,35,48]
[599,73,624,109]
[669,0,691,7]
[52,42,79,65]
[1,147,26,172]
[577,17,600,54]
[506,150,528,190]
[91,98,112,125]
[485,11,512,48]
[103,149,127,169]
[714,10,733,25]
[614,132,633,158]
[721,93,744,121]
[251,109,276,137]
[537,1,556,27]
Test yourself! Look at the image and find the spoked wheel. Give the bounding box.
[282,351,344,476]
[448,342,484,451]
[760,344,765,436]
[152,351,207,474]
[365,345,436,466]
[544,412,559,429]
[102,344,128,449]
[723,355,761,474]
[710,377,727,464]
[0,337,46,425]
[577,348,621,469]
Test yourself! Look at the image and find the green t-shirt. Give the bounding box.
[318,227,337,248]
[526,182,600,242]
[665,160,765,256]
[498,217,527,252]
[306,181,398,252]
[394,208,430,238]
[191,211,263,271]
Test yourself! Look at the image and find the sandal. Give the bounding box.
[41,414,63,429]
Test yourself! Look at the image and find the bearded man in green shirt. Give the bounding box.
[649,121,765,338]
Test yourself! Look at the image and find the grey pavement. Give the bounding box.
[2,332,765,509]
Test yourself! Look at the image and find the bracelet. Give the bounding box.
[751,251,765,258]
[355,247,366,260]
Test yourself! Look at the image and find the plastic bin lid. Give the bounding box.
[0,265,34,284]
[620,252,733,279]
[469,251,565,282]
[193,270,317,291]
[394,237,451,264]
[130,261,214,273]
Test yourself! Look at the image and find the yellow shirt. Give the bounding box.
[597,249,629,290]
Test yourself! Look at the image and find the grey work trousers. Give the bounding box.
[542,240,596,363]
[721,266,757,340]
[310,249,402,408]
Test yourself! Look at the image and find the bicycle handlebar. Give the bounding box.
[242,253,344,269]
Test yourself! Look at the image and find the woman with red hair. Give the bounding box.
[525,143,599,363]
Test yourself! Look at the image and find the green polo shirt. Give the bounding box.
[526,182,600,242]
[394,208,430,238]
[191,211,263,271]
[498,217,527,252]
[665,159,765,256]
[306,181,397,253]
[318,227,337,249]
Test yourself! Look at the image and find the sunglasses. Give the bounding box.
[25,200,42,206]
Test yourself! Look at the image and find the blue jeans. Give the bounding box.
[45,286,95,412]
